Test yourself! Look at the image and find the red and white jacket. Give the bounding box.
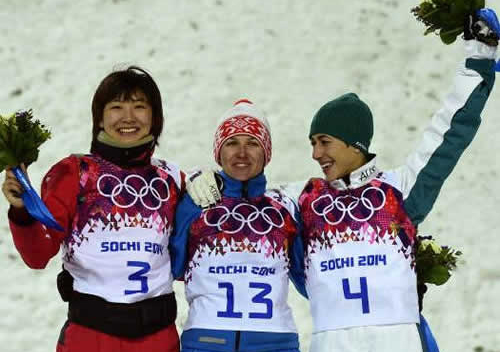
[9,153,184,304]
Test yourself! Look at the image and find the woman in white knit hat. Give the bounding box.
[170,99,306,352]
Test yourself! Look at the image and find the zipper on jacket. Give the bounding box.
[235,331,241,351]
[241,181,249,200]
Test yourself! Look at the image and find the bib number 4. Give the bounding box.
[342,277,370,314]
[217,282,273,319]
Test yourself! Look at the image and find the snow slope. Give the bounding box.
[0,1,498,351]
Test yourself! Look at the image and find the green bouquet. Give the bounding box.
[412,0,485,44]
[416,236,462,286]
[0,110,52,173]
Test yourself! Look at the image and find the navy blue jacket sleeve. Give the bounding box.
[288,207,308,299]
[169,193,202,279]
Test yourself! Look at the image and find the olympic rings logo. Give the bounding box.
[97,174,170,211]
[203,203,284,235]
[311,187,386,225]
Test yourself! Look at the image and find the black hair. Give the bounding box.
[91,66,164,145]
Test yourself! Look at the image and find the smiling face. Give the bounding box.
[220,135,265,181]
[311,133,366,182]
[99,90,153,144]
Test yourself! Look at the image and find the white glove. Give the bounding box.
[186,169,221,208]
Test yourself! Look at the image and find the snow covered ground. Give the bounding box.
[1,0,499,351]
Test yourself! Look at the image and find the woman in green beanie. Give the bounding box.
[295,28,498,352]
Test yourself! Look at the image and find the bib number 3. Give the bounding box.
[342,277,370,314]
[125,261,151,295]
[217,282,273,319]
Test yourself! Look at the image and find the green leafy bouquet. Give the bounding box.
[0,110,52,172]
[415,236,462,286]
[412,0,485,44]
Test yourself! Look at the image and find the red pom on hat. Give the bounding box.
[213,99,272,166]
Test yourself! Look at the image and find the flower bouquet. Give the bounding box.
[411,0,485,44]
[413,2,500,72]
[0,110,63,230]
[416,236,462,286]
[0,110,51,172]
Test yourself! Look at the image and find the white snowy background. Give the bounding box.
[1,0,499,351]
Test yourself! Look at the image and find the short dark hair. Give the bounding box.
[91,66,164,145]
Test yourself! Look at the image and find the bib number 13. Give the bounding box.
[217,282,273,319]
[342,277,370,314]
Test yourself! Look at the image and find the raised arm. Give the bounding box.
[395,39,497,226]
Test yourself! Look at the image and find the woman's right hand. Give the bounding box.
[1,164,27,208]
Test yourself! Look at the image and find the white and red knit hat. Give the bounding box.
[213,99,272,166]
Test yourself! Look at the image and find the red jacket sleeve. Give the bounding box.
[8,155,80,269]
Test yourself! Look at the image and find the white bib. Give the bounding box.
[306,240,419,332]
[63,215,174,303]
[184,251,297,333]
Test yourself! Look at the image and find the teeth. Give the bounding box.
[321,162,332,170]
[119,128,138,133]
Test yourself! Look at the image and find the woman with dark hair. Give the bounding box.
[2,66,184,352]
[91,66,164,145]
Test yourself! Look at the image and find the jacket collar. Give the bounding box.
[329,154,379,190]
[219,171,267,199]
[90,131,155,168]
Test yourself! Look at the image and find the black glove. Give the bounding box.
[464,10,499,46]
[417,283,428,312]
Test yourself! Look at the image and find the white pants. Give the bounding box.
[310,324,423,352]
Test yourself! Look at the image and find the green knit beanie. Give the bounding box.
[309,93,373,155]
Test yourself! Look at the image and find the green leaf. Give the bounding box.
[424,24,441,35]
[423,265,451,285]
[0,149,18,172]
[440,27,461,44]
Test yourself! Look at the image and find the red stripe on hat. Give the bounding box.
[234,98,253,105]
